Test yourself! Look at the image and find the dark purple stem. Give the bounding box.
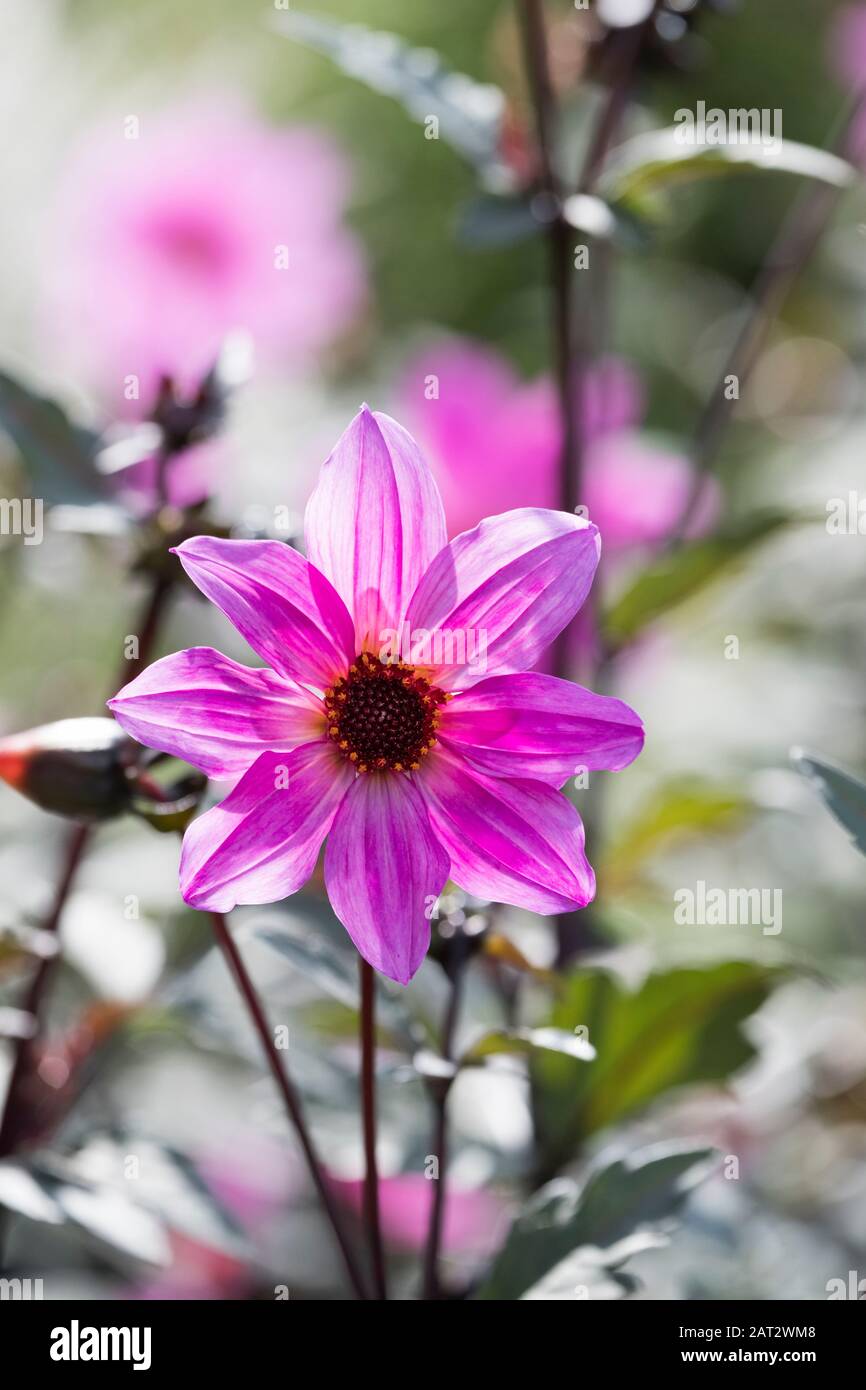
[211,913,369,1300]
[517,0,654,965]
[359,958,387,1299]
[668,93,865,547]
[421,958,465,1300]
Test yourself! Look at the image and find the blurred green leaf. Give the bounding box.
[603,511,792,644]
[255,914,360,1010]
[273,11,508,185]
[533,961,776,1171]
[520,1240,649,1301]
[69,1133,250,1260]
[793,751,866,857]
[0,1159,170,1268]
[0,368,105,507]
[456,194,541,248]
[253,905,420,1048]
[599,127,855,223]
[462,1026,596,1066]
[478,1143,715,1300]
[601,778,753,891]
[457,189,653,251]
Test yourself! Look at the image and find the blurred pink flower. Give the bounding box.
[828,5,866,161]
[45,99,367,411]
[828,4,866,91]
[396,338,716,547]
[118,438,218,514]
[332,1173,505,1255]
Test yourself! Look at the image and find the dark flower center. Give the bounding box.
[324,653,450,773]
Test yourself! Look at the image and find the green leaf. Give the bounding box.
[532,961,776,1172]
[520,1239,652,1301]
[599,127,855,223]
[272,11,508,184]
[600,778,753,892]
[603,511,792,644]
[478,1143,715,1300]
[462,1026,596,1066]
[253,905,419,1047]
[456,194,541,248]
[69,1134,250,1259]
[0,368,105,506]
[793,751,866,857]
[255,911,360,1010]
[0,1159,170,1267]
[0,1135,251,1270]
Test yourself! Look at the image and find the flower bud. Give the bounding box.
[0,717,138,821]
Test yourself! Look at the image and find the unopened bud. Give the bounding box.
[0,717,138,821]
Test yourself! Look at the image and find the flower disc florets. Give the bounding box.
[324,653,450,773]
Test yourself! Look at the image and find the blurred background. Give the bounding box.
[1,0,865,1301]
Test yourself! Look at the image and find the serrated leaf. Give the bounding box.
[533,962,776,1171]
[273,11,507,183]
[521,1232,665,1301]
[793,751,866,857]
[478,1142,714,1300]
[462,1026,595,1066]
[599,127,855,223]
[0,369,106,506]
[604,511,792,644]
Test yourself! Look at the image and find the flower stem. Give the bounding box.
[421,960,464,1301]
[517,0,654,968]
[210,912,369,1300]
[359,957,387,1299]
[667,91,865,548]
[0,574,174,1158]
[0,821,90,1157]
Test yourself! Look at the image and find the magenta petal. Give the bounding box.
[304,406,447,650]
[108,647,323,778]
[324,772,449,985]
[404,508,600,689]
[173,536,356,689]
[440,672,644,786]
[417,746,594,914]
[180,742,353,912]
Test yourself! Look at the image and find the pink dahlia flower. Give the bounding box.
[45,100,367,410]
[108,407,643,984]
[396,338,715,545]
[331,1173,505,1255]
